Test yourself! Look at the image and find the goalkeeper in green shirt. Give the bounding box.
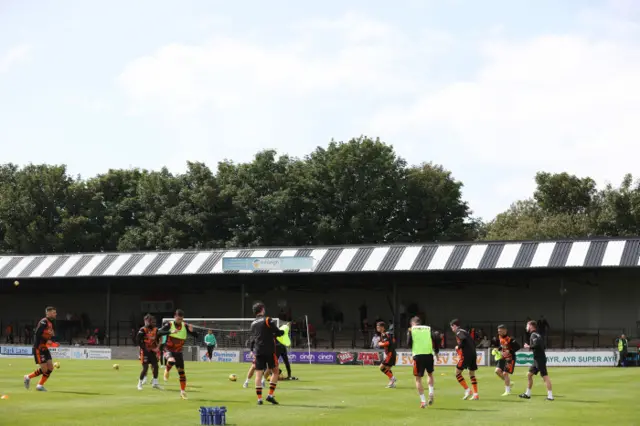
[204,330,217,362]
[406,316,440,408]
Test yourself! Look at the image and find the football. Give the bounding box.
[112,364,120,370]
[53,362,60,369]
[228,374,237,382]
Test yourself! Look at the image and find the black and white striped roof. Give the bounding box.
[1,238,640,279]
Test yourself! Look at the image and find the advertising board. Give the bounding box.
[242,351,336,364]
[199,349,240,363]
[395,350,487,367]
[515,350,617,367]
[0,346,111,360]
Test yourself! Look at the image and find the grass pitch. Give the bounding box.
[0,359,637,425]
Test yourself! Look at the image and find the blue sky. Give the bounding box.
[1,0,639,219]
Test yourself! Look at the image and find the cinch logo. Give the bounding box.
[300,353,314,360]
[318,354,333,360]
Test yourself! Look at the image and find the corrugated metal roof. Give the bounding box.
[1,237,640,278]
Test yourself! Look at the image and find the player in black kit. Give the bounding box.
[450,319,479,400]
[520,320,554,400]
[250,301,285,405]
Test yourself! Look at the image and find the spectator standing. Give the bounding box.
[615,334,628,367]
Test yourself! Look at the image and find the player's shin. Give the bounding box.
[28,367,43,379]
[427,373,435,396]
[38,369,52,386]
[140,364,149,381]
[455,372,469,390]
[470,375,478,395]
[495,369,504,380]
[152,364,159,379]
[178,369,186,391]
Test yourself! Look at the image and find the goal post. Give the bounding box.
[160,317,283,349]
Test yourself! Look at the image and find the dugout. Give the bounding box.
[1,237,639,352]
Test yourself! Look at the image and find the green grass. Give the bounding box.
[0,359,638,425]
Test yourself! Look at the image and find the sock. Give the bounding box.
[419,393,426,403]
[384,370,393,379]
[152,365,159,379]
[38,371,51,386]
[525,388,531,396]
[471,377,478,394]
[428,385,434,395]
[178,370,186,391]
[256,386,263,400]
[506,385,511,392]
[28,368,43,379]
[547,390,553,398]
[139,367,148,381]
[269,382,277,396]
[456,374,469,390]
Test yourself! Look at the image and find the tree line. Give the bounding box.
[0,136,638,254]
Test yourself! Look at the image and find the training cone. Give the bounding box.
[1,395,8,399]
[276,324,291,347]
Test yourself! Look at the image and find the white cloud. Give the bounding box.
[369,32,640,206]
[117,8,640,218]
[0,44,32,73]
[117,13,443,118]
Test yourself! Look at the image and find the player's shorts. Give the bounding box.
[382,351,397,367]
[456,352,478,371]
[33,347,52,365]
[206,345,215,357]
[141,349,159,365]
[497,358,515,374]
[276,347,287,359]
[412,354,434,377]
[164,351,185,369]
[254,353,278,371]
[529,358,548,377]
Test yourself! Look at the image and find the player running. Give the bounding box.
[450,319,479,400]
[495,324,520,396]
[24,306,57,391]
[519,320,554,401]
[157,309,197,399]
[376,321,397,388]
[407,316,440,408]
[250,301,285,405]
[137,314,161,390]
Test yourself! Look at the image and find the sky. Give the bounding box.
[1,0,639,220]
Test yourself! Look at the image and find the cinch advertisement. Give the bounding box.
[242,351,336,364]
[515,350,617,367]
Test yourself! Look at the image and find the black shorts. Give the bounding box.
[529,358,548,377]
[33,347,52,365]
[413,354,434,377]
[141,349,158,365]
[276,347,287,359]
[254,353,278,371]
[382,351,397,367]
[207,345,215,357]
[164,351,185,369]
[456,352,478,371]
[497,358,515,374]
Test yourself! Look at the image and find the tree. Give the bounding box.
[304,136,407,244]
[399,163,477,242]
[0,164,76,253]
[533,172,597,215]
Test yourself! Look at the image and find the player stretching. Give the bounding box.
[450,319,479,400]
[158,309,196,399]
[250,301,285,405]
[495,325,520,396]
[519,320,554,401]
[376,321,397,388]
[137,314,161,390]
[24,306,57,391]
[407,316,440,408]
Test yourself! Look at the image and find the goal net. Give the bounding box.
[160,317,283,349]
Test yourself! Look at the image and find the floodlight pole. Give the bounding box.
[106,283,112,346]
[241,281,246,318]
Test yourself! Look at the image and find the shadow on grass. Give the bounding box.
[285,404,347,409]
[435,408,499,412]
[190,398,247,403]
[55,391,114,396]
